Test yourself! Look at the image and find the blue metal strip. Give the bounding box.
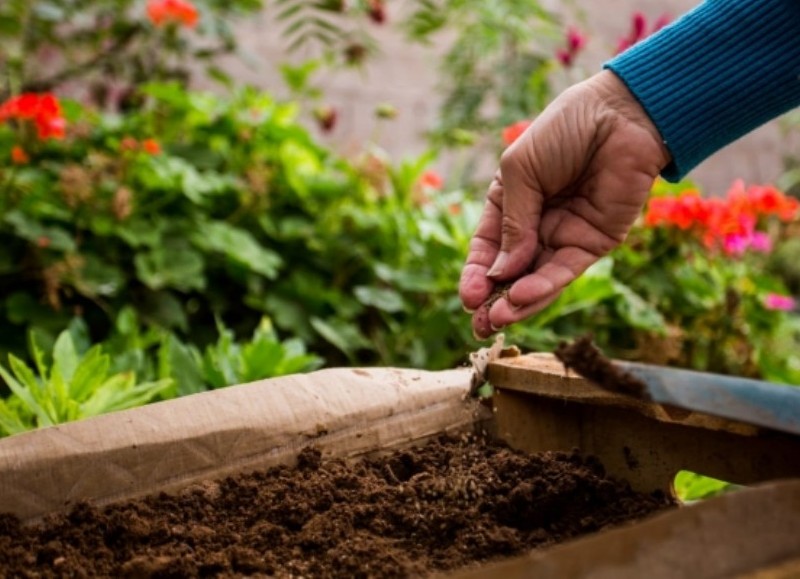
[618,362,800,436]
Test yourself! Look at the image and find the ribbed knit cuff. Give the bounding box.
[605,0,800,182]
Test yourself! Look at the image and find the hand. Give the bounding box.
[460,70,671,339]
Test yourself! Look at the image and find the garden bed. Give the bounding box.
[0,435,673,578]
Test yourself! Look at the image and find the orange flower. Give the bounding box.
[0,93,67,140]
[502,120,532,146]
[644,180,798,254]
[419,170,443,190]
[147,0,199,28]
[747,184,798,221]
[142,138,161,155]
[11,145,29,165]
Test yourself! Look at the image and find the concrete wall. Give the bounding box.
[209,0,798,194]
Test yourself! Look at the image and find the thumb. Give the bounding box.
[486,147,542,281]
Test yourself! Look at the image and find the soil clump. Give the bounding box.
[555,335,650,399]
[0,435,673,578]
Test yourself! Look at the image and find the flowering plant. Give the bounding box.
[611,179,800,381]
[0,0,261,101]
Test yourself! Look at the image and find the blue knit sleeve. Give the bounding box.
[604,0,800,182]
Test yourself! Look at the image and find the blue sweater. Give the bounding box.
[605,0,800,182]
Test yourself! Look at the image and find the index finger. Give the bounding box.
[459,175,504,312]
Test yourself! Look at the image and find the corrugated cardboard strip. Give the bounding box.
[0,365,490,523]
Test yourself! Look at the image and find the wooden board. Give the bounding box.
[486,353,800,493]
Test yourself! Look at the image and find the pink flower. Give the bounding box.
[556,26,587,68]
[723,234,750,257]
[615,12,671,54]
[749,231,773,254]
[764,293,796,312]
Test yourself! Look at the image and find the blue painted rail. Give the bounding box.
[617,361,800,436]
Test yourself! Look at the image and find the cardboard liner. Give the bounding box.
[0,366,485,523]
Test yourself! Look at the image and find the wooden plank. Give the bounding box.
[448,480,800,579]
[488,353,759,435]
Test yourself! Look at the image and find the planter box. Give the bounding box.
[2,351,800,577]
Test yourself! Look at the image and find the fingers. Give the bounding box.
[472,291,562,340]
[461,130,545,325]
[486,142,542,281]
[459,178,503,312]
[487,246,600,331]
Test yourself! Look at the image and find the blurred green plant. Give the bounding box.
[0,325,171,436]
[0,0,264,100]
[674,471,738,503]
[404,0,559,148]
[0,82,490,371]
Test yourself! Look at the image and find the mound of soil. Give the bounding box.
[555,336,650,399]
[0,435,674,578]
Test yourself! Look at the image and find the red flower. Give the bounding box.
[147,0,199,28]
[616,12,671,54]
[35,115,66,139]
[419,170,444,191]
[367,0,386,24]
[556,26,587,68]
[313,105,338,133]
[0,93,67,140]
[644,180,797,255]
[142,138,161,155]
[502,120,532,146]
[11,145,29,165]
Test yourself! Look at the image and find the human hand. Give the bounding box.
[460,70,671,339]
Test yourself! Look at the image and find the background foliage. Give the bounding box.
[0,0,799,511]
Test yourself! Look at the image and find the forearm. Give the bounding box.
[605,0,800,182]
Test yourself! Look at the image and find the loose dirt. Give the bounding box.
[0,435,673,578]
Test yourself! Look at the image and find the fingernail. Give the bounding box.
[463,305,476,314]
[487,251,509,278]
[490,323,504,332]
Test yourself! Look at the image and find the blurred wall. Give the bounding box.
[208,0,798,194]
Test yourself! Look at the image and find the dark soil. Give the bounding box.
[0,435,674,578]
[555,336,650,400]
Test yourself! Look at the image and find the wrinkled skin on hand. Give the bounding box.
[460,70,671,339]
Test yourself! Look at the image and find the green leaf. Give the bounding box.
[138,291,189,331]
[80,375,171,416]
[241,338,284,382]
[674,471,735,502]
[52,331,79,384]
[354,286,405,313]
[0,399,30,437]
[135,245,206,291]
[3,211,76,252]
[0,357,53,427]
[161,335,205,396]
[612,282,666,332]
[76,256,125,297]
[279,141,322,195]
[69,347,110,402]
[192,221,282,279]
[310,317,369,360]
[116,220,164,248]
